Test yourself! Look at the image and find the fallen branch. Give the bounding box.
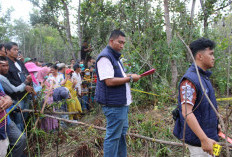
[22,109,80,115]
[44,114,232,148]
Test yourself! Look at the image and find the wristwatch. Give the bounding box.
[129,76,133,83]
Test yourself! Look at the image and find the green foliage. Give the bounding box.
[11,21,70,62]
[2,0,229,156]
[0,5,13,42]
[210,14,232,96]
[156,145,171,157]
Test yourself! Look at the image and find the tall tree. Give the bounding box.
[189,0,196,43]
[77,0,82,60]
[60,0,76,61]
[164,0,178,91]
[29,0,77,60]
[200,0,232,37]
[0,5,13,42]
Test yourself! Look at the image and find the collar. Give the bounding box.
[191,63,212,77]
[107,46,121,60]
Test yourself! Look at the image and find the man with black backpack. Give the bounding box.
[173,38,220,156]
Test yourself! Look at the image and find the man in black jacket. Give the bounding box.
[4,42,31,132]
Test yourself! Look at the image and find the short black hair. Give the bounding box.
[4,42,18,52]
[109,29,126,40]
[46,63,53,67]
[73,63,80,71]
[190,38,215,57]
[51,64,58,70]
[0,56,7,62]
[0,43,4,50]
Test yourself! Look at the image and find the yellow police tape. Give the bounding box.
[216,97,232,102]
[6,118,31,157]
[131,88,160,96]
[131,88,177,102]
[131,88,232,102]
[213,143,222,156]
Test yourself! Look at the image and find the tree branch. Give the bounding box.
[214,0,232,12]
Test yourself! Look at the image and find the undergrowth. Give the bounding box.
[27,100,231,157]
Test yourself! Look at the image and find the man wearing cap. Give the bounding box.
[95,30,141,157]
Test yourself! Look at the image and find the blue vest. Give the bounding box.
[95,46,127,106]
[173,64,219,146]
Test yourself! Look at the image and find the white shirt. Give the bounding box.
[14,62,22,72]
[97,57,132,106]
[72,72,82,95]
[14,62,22,78]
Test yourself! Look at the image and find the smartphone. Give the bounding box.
[18,50,22,57]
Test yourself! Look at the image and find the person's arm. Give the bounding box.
[97,57,141,87]
[180,79,216,155]
[105,74,141,86]
[182,104,216,155]
[60,75,67,86]
[72,78,77,89]
[0,75,26,94]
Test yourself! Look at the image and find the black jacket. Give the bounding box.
[5,57,29,100]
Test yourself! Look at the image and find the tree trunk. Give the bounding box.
[187,0,196,62]
[190,0,196,25]
[61,0,76,61]
[164,0,172,44]
[189,0,196,41]
[199,0,209,37]
[163,0,178,90]
[203,16,208,37]
[77,0,82,61]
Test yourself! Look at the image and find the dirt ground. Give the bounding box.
[31,104,231,157]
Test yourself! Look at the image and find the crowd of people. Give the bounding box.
[0,29,221,157]
[0,42,97,156]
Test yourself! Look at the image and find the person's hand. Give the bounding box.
[25,85,33,93]
[0,96,13,112]
[26,75,32,83]
[131,74,141,82]
[201,137,217,155]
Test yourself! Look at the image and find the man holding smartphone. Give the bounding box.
[4,42,30,132]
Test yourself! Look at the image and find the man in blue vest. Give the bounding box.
[95,30,141,157]
[173,38,219,156]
